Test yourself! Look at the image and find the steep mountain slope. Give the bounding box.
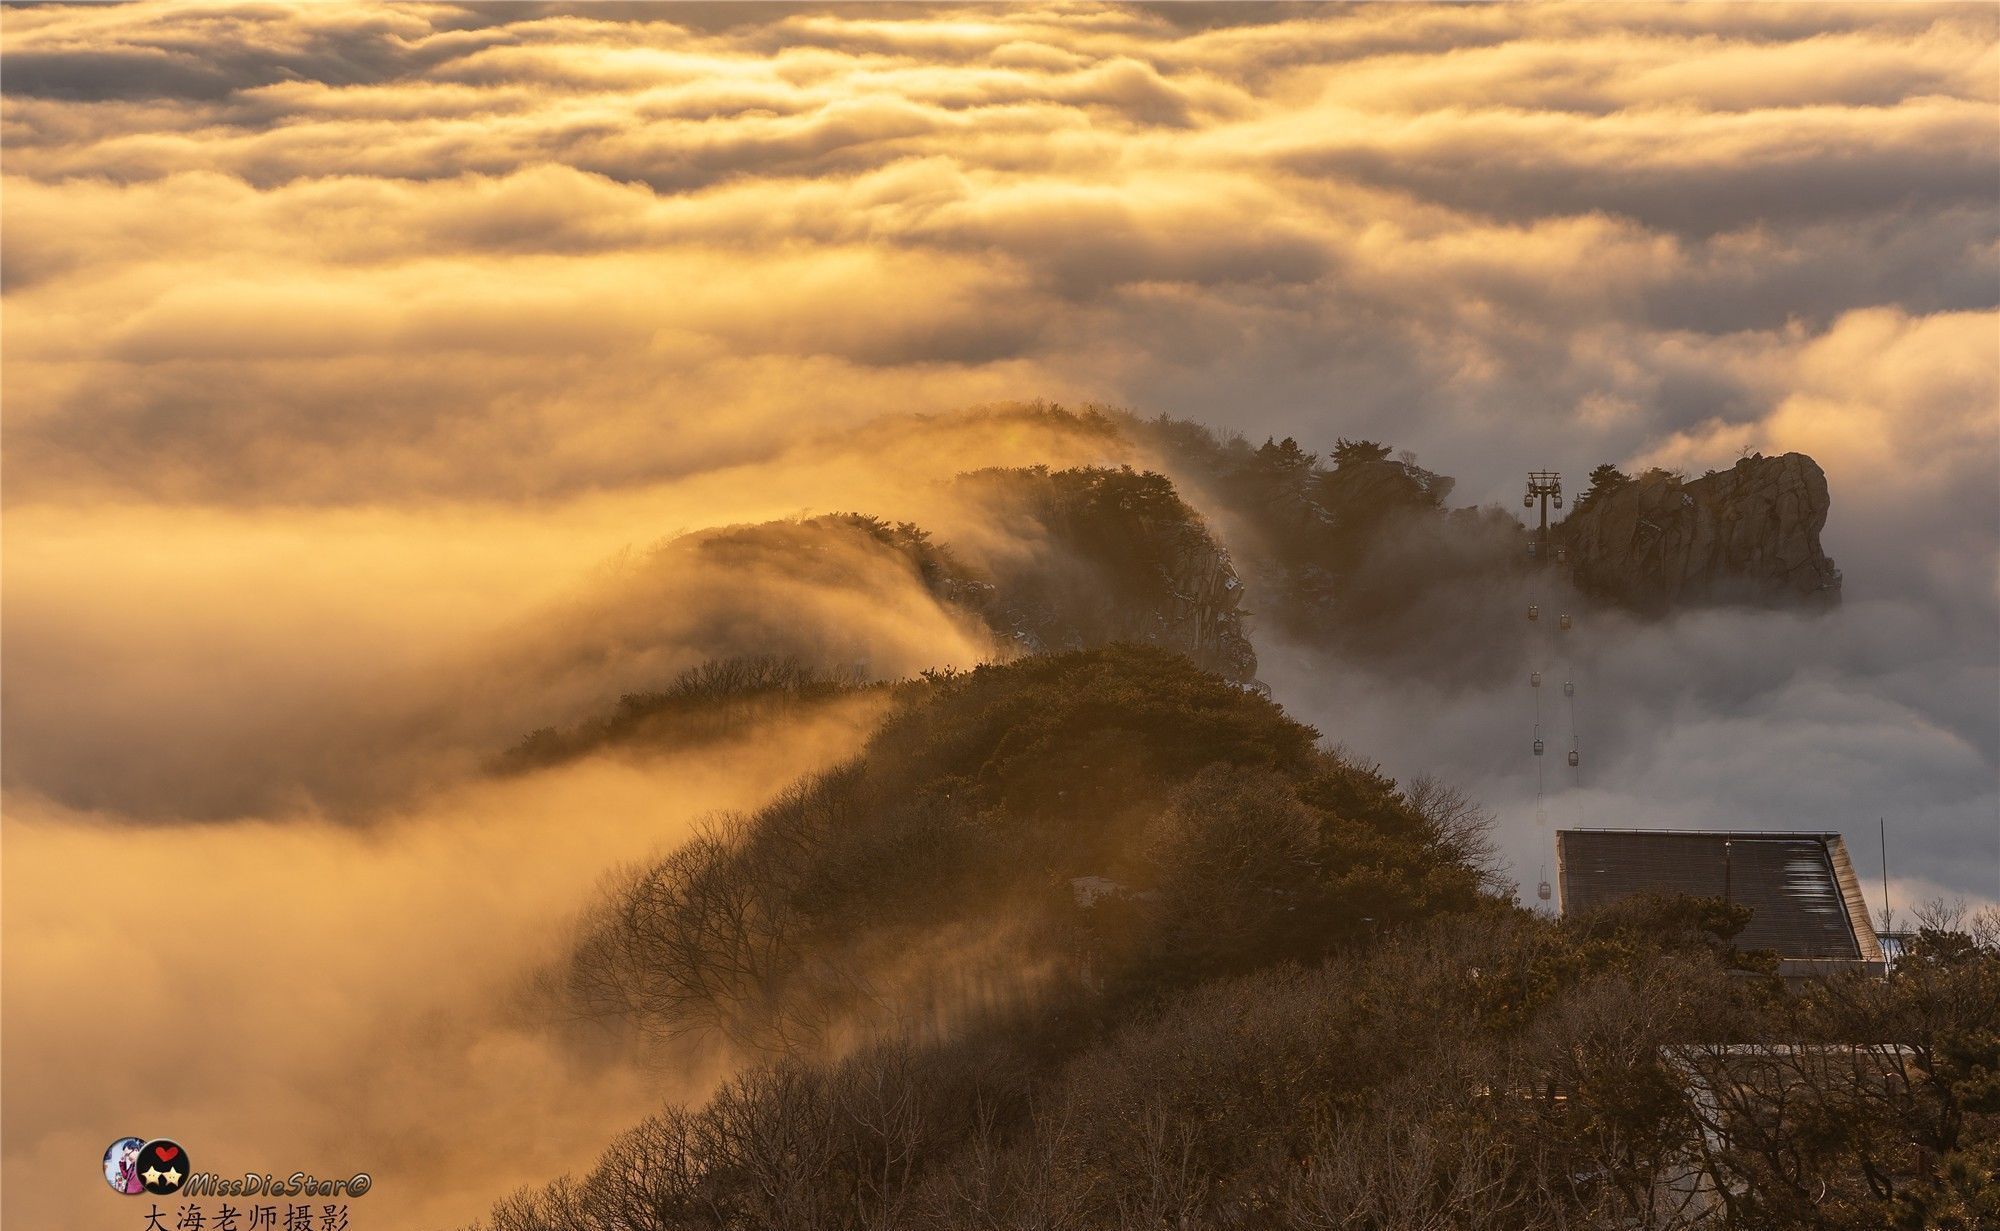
[482,645,1998,1230]
[557,646,1483,1051]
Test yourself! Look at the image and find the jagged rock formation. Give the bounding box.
[1557,453,1841,612]
[1152,528,1255,682]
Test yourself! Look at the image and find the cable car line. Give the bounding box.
[1523,468,1589,894]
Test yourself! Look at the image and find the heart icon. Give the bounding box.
[155,1146,179,1162]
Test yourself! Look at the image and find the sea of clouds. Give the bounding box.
[4,4,1995,1225]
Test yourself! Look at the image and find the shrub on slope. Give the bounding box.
[560,645,1485,1050]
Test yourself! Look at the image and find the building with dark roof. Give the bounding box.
[1555,829,1885,977]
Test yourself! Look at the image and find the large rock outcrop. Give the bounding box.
[1557,453,1841,612]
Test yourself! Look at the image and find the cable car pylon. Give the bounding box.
[1524,466,1589,856]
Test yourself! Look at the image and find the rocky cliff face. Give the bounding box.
[1149,525,1256,682]
[1557,453,1841,612]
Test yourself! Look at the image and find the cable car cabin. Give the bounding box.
[1528,604,1540,621]
[1563,680,1574,697]
[1558,613,1573,631]
[1567,750,1580,767]
[1523,492,1535,508]
[1553,830,1886,980]
[1531,672,1542,688]
[1533,738,1545,756]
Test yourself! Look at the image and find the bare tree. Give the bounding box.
[1405,774,1506,895]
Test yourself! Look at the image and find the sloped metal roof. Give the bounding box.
[1556,830,1879,963]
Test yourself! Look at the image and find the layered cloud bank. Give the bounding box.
[2,4,1996,1222]
[6,3,1995,506]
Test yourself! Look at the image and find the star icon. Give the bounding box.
[162,1167,181,1187]
[142,1166,162,1186]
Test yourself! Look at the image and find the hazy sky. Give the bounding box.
[2,4,1997,1221]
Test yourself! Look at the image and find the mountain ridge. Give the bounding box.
[501,413,1845,767]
